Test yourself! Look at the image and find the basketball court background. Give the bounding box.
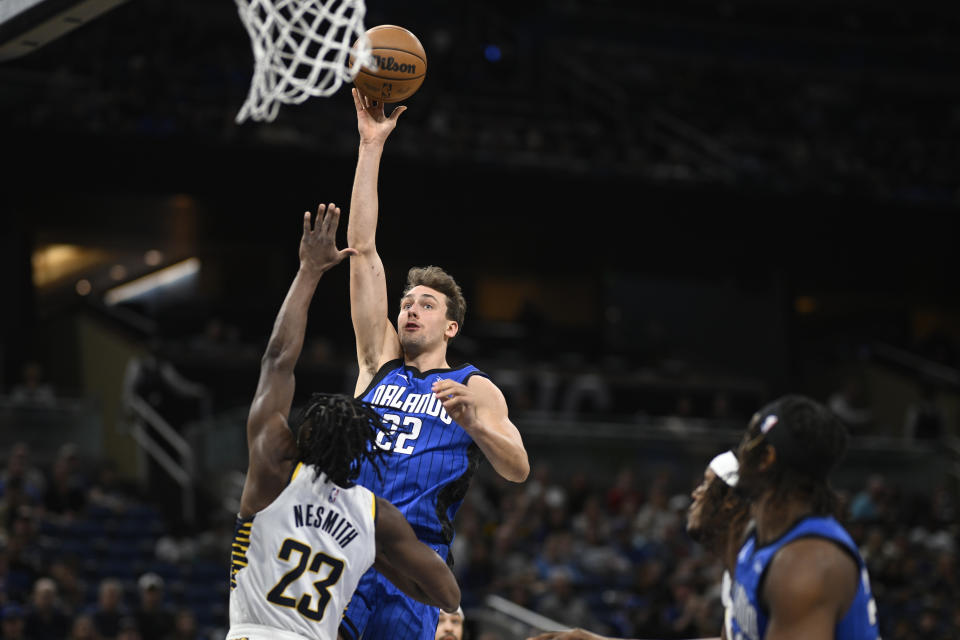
[1,1,959,638]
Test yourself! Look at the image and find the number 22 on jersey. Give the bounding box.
[375,413,422,454]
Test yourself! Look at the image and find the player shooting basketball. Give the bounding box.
[227,204,460,640]
[338,88,530,640]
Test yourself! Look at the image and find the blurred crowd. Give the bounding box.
[451,461,959,640]
[1,422,957,640]
[0,441,231,640]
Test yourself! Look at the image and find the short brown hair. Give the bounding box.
[402,266,466,335]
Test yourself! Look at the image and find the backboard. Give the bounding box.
[0,0,130,61]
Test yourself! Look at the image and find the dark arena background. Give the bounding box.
[2,0,959,638]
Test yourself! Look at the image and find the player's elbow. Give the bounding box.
[501,451,530,483]
[516,459,531,483]
[511,463,531,483]
[261,348,295,373]
[435,579,460,613]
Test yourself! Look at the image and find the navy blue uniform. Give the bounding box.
[730,516,880,640]
[341,360,486,640]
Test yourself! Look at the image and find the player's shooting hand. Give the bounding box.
[299,203,358,278]
[526,630,607,640]
[433,379,487,433]
[353,87,406,145]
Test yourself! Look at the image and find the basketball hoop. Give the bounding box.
[234,0,376,123]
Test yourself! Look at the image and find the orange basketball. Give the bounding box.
[352,25,427,103]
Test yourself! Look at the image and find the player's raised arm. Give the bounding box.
[348,88,406,395]
[432,375,530,482]
[372,496,460,613]
[240,204,357,517]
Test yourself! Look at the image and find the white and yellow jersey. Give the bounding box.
[721,569,733,640]
[227,463,377,640]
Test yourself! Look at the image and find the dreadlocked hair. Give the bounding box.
[294,393,390,488]
[746,394,849,517]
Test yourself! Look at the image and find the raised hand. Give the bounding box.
[299,203,358,277]
[353,87,407,146]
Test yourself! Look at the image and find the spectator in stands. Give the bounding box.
[117,616,142,640]
[604,468,641,519]
[0,443,46,504]
[9,361,55,406]
[3,507,42,603]
[571,494,611,541]
[534,532,580,585]
[163,608,200,640]
[67,614,101,640]
[0,602,26,640]
[0,480,33,533]
[849,474,888,523]
[133,572,174,640]
[632,475,680,544]
[88,578,129,639]
[48,558,87,617]
[535,567,601,633]
[42,443,88,518]
[24,576,71,640]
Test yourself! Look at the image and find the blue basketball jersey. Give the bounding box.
[357,359,486,549]
[730,515,880,640]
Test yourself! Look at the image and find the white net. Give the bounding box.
[234,0,376,123]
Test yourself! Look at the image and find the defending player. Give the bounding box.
[729,394,880,640]
[226,204,460,640]
[339,89,530,640]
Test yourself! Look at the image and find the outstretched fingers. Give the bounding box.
[317,202,338,233]
[352,87,365,111]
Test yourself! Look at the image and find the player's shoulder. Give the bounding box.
[767,536,858,603]
[441,361,489,381]
[462,369,500,394]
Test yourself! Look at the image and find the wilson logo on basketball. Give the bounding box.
[372,55,416,75]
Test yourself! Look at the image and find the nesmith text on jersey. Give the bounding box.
[292,504,360,548]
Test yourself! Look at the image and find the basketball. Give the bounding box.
[352,25,427,103]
